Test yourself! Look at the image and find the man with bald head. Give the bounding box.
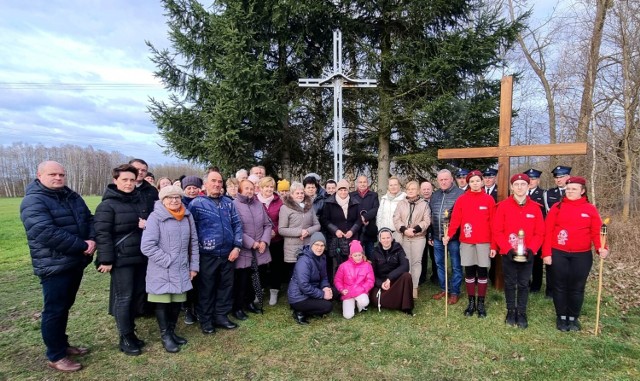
[20,161,96,372]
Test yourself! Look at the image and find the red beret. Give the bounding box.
[465,170,483,184]
[566,176,586,186]
[510,173,530,184]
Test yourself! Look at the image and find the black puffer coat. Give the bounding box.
[370,241,409,288]
[94,184,147,267]
[20,180,94,277]
[137,180,158,215]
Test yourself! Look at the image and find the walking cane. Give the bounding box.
[443,210,450,318]
[594,218,609,336]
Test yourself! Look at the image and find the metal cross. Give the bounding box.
[299,30,377,181]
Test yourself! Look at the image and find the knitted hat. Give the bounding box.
[566,176,586,186]
[336,178,350,190]
[277,179,290,192]
[510,173,530,184]
[181,175,203,190]
[465,170,483,184]
[309,232,326,246]
[349,240,364,255]
[159,185,184,200]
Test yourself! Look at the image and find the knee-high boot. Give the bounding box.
[156,304,179,353]
[169,302,187,345]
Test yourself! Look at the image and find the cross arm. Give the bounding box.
[437,142,587,159]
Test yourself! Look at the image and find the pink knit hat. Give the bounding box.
[349,240,364,255]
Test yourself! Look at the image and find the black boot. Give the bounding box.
[476,297,486,318]
[119,333,142,356]
[184,307,197,325]
[516,311,528,329]
[292,310,309,325]
[156,304,180,353]
[129,331,145,348]
[568,317,581,332]
[246,302,264,314]
[169,303,187,345]
[505,309,517,326]
[464,296,476,317]
[556,316,569,332]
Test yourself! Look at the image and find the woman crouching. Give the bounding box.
[287,232,333,324]
[369,228,414,315]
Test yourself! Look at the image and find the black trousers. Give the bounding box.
[419,242,437,284]
[290,298,333,317]
[502,256,534,312]
[269,240,286,289]
[233,267,254,310]
[197,256,234,325]
[551,249,593,318]
[110,263,147,336]
[530,248,543,291]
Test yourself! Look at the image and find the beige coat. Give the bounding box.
[278,195,321,263]
[393,197,431,238]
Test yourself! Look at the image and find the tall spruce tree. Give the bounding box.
[335,0,525,191]
[149,0,524,185]
[148,0,337,177]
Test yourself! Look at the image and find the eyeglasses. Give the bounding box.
[312,243,325,248]
[165,196,182,201]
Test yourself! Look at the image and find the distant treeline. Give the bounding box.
[0,142,203,197]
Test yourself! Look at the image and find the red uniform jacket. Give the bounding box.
[492,196,545,255]
[542,196,603,258]
[447,190,495,244]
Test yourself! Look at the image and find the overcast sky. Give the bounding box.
[0,1,175,164]
[0,1,561,166]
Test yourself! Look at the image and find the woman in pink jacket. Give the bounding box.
[334,240,375,319]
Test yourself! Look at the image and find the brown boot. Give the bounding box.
[48,357,82,372]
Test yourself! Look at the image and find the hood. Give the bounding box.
[102,183,141,203]
[25,179,74,201]
[283,194,313,212]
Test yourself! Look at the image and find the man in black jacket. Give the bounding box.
[20,161,96,372]
[350,175,379,259]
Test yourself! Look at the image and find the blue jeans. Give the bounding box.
[433,239,462,295]
[40,266,84,361]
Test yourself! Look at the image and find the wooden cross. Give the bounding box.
[437,75,587,289]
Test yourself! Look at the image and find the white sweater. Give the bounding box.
[376,192,407,231]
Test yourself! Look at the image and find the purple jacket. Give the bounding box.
[141,201,199,295]
[233,194,273,269]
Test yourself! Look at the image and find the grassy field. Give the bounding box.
[0,196,638,380]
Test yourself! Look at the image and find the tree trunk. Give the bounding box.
[376,20,392,196]
[575,0,613,170]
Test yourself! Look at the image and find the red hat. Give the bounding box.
[510,173,530,184]
[566,176,586,186]
[349,240,364,255]
[465,170,483,184]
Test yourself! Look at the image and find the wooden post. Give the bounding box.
[438,75,587,290]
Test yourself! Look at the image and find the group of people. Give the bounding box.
[431,166,608,332]
[20,160,608,373]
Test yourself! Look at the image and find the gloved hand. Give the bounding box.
[526,249,535,263]
[507,249,516,261]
